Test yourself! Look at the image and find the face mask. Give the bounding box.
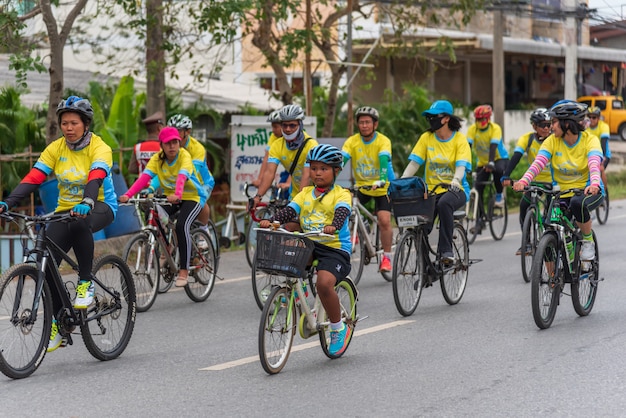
[283,130,298,141]
[428,116,445,131]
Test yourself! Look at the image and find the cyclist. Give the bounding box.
[502,108,553,255]
[586,106,611,189]
[252,110,291,193]
[164,114,215,237]
[0,96,118,352]
[119,126,208,287]
[259,144,352,356]
[513,100,603,262]
[467,104,509,234]
[128,111,163,177]
[401,100,472,263]
[341,106,394,272]
[251,104,318,209]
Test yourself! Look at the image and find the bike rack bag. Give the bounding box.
[388,177,436,227]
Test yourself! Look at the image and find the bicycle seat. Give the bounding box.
[453,210,466,220]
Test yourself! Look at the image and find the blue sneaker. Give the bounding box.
[74,280,95,309]
[494,193,504,208]
[329,324,352,356]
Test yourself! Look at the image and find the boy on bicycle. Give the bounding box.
[259,144,353,356]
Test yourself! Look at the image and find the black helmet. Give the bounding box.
[549,100,588,122]
[530,108,550,124]
[306,144,343,168]
[56,96,94,125]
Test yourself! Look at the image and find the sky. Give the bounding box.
[588,0,626,22]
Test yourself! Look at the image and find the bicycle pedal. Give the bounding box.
[355,315,368,323]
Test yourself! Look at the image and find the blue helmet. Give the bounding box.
[549,100,587,122]
[306,144,343,168]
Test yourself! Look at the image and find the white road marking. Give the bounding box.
[199,319,414,371]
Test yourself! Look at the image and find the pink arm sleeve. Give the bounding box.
[175,173,187,199]
[519,154,549,186]
[125,173,152,197]
[588,155,602,187]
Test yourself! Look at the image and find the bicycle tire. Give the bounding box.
[184,228,217,302]
[206,218,221,271]
[520,209,537,284]
[252,261,288,310]
[440,224,469,305]
[488,196,508,241]
[245,206,274,269]
[348,216,365,285]
[571,232,599,316]
[0,264,52,379]
[595,189,609,225]
[258,286,295,374]
[122,232,160,312]
[465,192,479,245]
[319,278,358,359]
[530,233,560,329]
[392,230,423,316]
[82,255,136,361]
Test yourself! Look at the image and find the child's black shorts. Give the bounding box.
[312,241,351,283]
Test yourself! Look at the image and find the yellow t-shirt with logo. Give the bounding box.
[513,132,552,183]
[342,132,392,197]
[467,122,509,166]
[587,120,611,158]
[289,185,352,254]
[268,134,319,198]
[144,148,206,204]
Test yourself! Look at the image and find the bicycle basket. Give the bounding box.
[255,230,315,278]
[388,177,435,227]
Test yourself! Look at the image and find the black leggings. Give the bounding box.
[163,200,202,270]
[563,193,604,224]
[46,201,114,317]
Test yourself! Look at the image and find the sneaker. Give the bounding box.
[494,193,505,208]
[74,280,95,309]
[379,255,392,273]
[580,240,595,261]
[469,220,483,235]
[515,244,532,256]
[329,324,352,356]
[47,320,67,353]
[197,237,209,251]
[441,252,455,264]
[515,246,522,256]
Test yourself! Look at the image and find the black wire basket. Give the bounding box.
[255,230,315,278]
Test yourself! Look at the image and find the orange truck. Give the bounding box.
[578,95,626,141]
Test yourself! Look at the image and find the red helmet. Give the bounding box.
[474,105,493,120]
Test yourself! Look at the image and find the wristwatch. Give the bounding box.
[81,197,95,209]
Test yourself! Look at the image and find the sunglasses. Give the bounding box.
[537,122,551,129]
[425,114,444,121]
[281,122,299,130]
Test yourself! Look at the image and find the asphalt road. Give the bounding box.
[3,199,626,417]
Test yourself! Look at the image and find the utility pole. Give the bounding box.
[305,0,313,116]
[346,0,354,136]
[563,0,578,99]
[492,9,505,136]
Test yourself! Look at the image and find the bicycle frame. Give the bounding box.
[542,197,582,279]
[350,196,381,261]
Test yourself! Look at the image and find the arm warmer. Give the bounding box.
[331,206,351,230]
[83,168,106,201]
[402,160,420,178]
[175,173,187,199]
[379,155,389,182]
[4,167,47,208]
[503,151,523,178]
[270,206,298,225]
[453,165,466,183]
[519,154,549,186]
[588,155,602,187]
[488,143,497,162]
[601,137,608,157]
[125,173,152,197]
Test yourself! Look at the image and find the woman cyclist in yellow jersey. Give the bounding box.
[586,106,611,188]
[401,100,472,263]
[514,100,603,262]
[119,127,207,287]
[0,96,118,352]
[259,144,353,356]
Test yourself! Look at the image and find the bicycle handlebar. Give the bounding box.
[254,226,334,238]
[0,210,75,224]
[123,196,172,206]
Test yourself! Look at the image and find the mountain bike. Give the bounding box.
[348,185,398,285]
[256,228,360,375]
[519,182,553,283]
[390,183,473,316]
[465,170,508,244]
[0,211,136,379]
[122,197,216,311]
[529,188,601,329]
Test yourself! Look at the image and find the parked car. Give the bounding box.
[577,95,626,141]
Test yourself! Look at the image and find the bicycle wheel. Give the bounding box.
[252,260,288,310]
[82,255,136,361]
[0,264,52,379]
[392,230,423,316]
[441,224,469,305]
[595,189,609,225]
[571,233,599,316]
[348,216,365,285]
[520,209,538,284]
[530,233,561,329]
[319,278,358,359]
[184,228,217,302]
[465,192,479,245]
[122,232,159,312]
[488,196,508,241]
[258,286,295,374]
[206,219,221,271]
[245,206,274,268]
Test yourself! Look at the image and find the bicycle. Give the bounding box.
[0,211,136,379]
[348,184,398,285]
[595,186,609,225]
[390,183,474,317]
[122,197,217,311]
[256,228,360,374]
[529,187,601,329]
[465,170,508,244]
[519,182,554,283]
